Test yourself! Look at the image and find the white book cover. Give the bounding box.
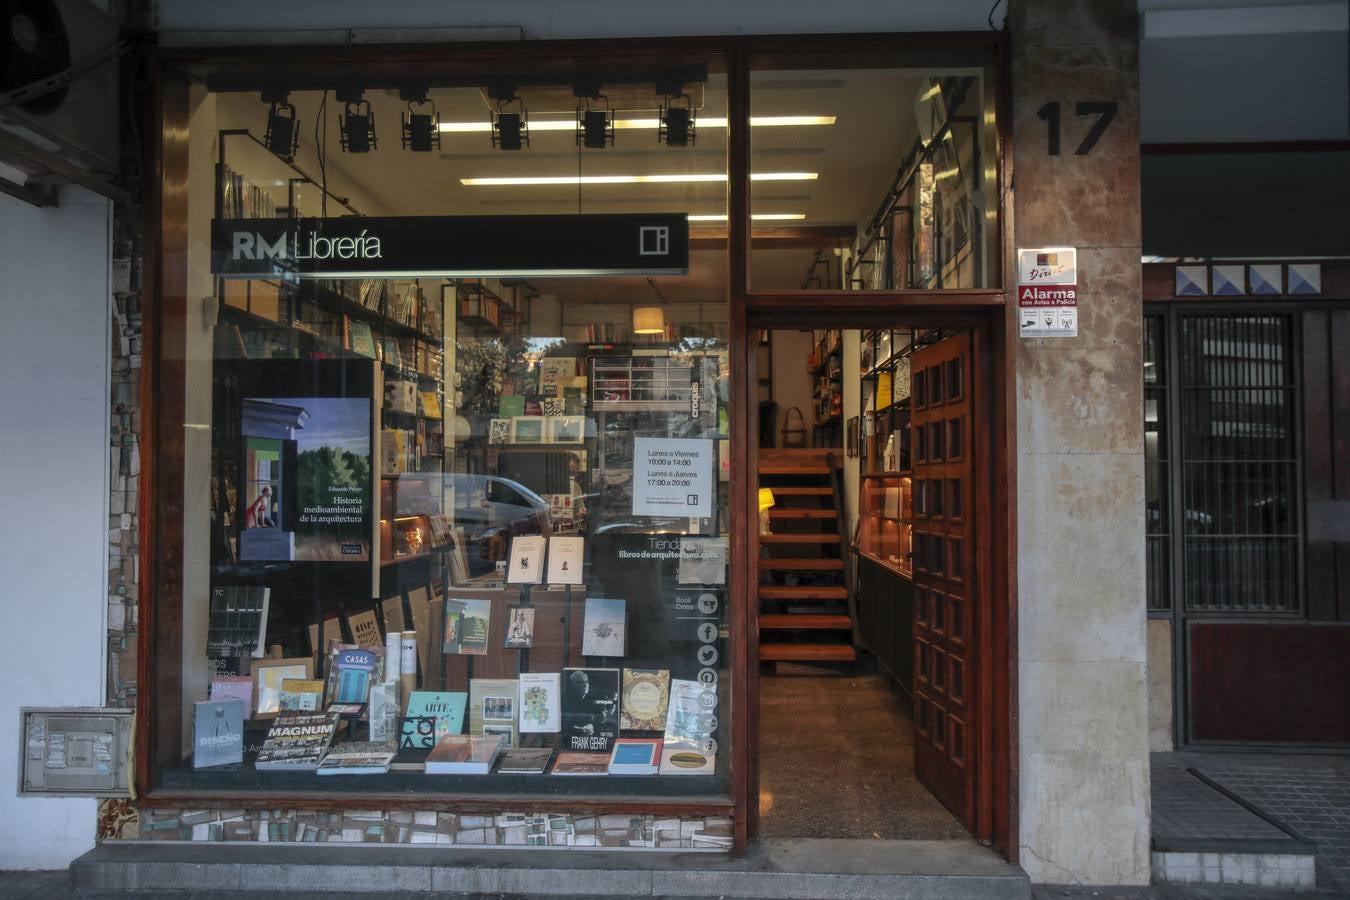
[547,535,584,585]
[507,535,546,585]
[518,672,561,733]
[581,597,627,657]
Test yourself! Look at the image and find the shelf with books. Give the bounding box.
[855,470,912,579]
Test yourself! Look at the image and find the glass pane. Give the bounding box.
[1179,315,1299,613]
[164,62,733,800]
[750,57,999,291]
[1143,315,1170,612]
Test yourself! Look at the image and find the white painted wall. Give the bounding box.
[0,188,111,868]
[770,330,816,444]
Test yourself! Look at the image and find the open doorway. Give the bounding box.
[753,324,986,842]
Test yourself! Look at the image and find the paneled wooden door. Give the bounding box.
[909,331,977,829]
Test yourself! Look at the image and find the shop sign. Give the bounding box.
[211,213,689,278]
[631,437,714,519]
[1017,246,1078,338]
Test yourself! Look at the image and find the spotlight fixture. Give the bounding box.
[336,88,376,154]
[399,87,441,153]
[574,78,614,150]
[657,81,696,147]
[490,86,529,151]
[261,88,299,161]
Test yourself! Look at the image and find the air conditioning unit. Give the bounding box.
[0,0,120,198]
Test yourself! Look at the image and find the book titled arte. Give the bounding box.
[405,690,468,741]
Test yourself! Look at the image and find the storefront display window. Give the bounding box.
[155,64,734,802]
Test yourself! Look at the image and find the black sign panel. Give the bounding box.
[210,213,689,278]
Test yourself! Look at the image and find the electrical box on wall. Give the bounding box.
[18,708,133,797]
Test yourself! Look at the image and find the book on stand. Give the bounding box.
[254,711,340,771]
[424,733,507,775]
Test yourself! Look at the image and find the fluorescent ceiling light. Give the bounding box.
[460,172,817,186]
[439,115,835,133]
[688,213,806,222]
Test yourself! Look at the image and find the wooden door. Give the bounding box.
[909,331,977,829]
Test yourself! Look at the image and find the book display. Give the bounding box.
[181,155,730,802]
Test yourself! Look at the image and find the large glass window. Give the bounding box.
[1144,315,1169,612]
[749,54,999,292]
[161,62,732,801]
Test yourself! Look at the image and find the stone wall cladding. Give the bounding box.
[113,807,731,849]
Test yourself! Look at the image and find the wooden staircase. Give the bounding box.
[757,448,856,668]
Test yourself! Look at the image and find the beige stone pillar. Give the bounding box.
[1010,1,1151,885]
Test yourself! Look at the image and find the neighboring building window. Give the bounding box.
[1178,314,1300,613]
[1144,315,1169,612]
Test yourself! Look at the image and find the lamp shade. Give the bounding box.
[758,488,776,510]
[632,306,665,334]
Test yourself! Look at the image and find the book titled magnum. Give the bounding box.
[254,711,340,771]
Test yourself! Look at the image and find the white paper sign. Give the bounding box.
[631,438,714,519]
[1017,246,1078,338]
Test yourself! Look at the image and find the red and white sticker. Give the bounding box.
[1017,247,1077,337]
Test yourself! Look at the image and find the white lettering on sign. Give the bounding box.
[631,437,713,518]
[231,228,382,262]
[1017,247,1078,338]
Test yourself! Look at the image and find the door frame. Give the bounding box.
[734,300,1014,856]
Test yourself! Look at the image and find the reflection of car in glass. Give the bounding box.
[451,475,551,575]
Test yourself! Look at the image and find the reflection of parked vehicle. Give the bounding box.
[451,475,551,576]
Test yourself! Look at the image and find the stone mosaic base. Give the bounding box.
[117,806,732,850]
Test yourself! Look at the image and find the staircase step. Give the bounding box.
[768,508,836,520]
[759,585,849,601]
[760,642,857,662]
[762,486,833,496]
[759,533,839,544]
[759,464,831,476]
[759,558,845,571]
[760,614,853,631]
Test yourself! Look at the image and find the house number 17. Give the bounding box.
[1036,101,1119,156]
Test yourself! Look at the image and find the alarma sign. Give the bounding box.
[1017,247,1078,338]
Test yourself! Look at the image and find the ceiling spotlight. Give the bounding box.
[573,79,614,150]
[657,82,696,147]
[491,94,530,151]
[399,87,440,153]
[261,88,299,161]
[336,88,376,154]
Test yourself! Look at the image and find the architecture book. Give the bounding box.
[459,598,491,655]
[546,535,584,585]
[315,741,395,775]
[469,678,519,750]
[507,534,546,584]
[518,672,561,733]
[503,606,535,648]
[367,681,399,743]
[608,738,662,775]
[496,747,553,774]
[405,690,468,741]
[192,698,245,768]
[209,676,253,711]
[441,598,465,654]
[205,585,270,659]
[550,751,609,775]
[561,667,620,753]
[424,733,506,775]
[581,597,626,657]
[664,679,717,747]
[278,678,324,712]
[254,711,340,771]
[658,740,716,776]
[323,645,382,706]
[620,668,671,732]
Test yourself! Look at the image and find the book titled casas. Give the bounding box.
[254,711,340,771]
[495,747,553,775]
[550,751,610,776]
[192,698,245,768]
[608,737,662,775]
[324,645,382,706]
[424,733,506,775]
[620,668,671,732]
[517,672,561,733]
[316,741,396,776]
[561,667,619,753]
